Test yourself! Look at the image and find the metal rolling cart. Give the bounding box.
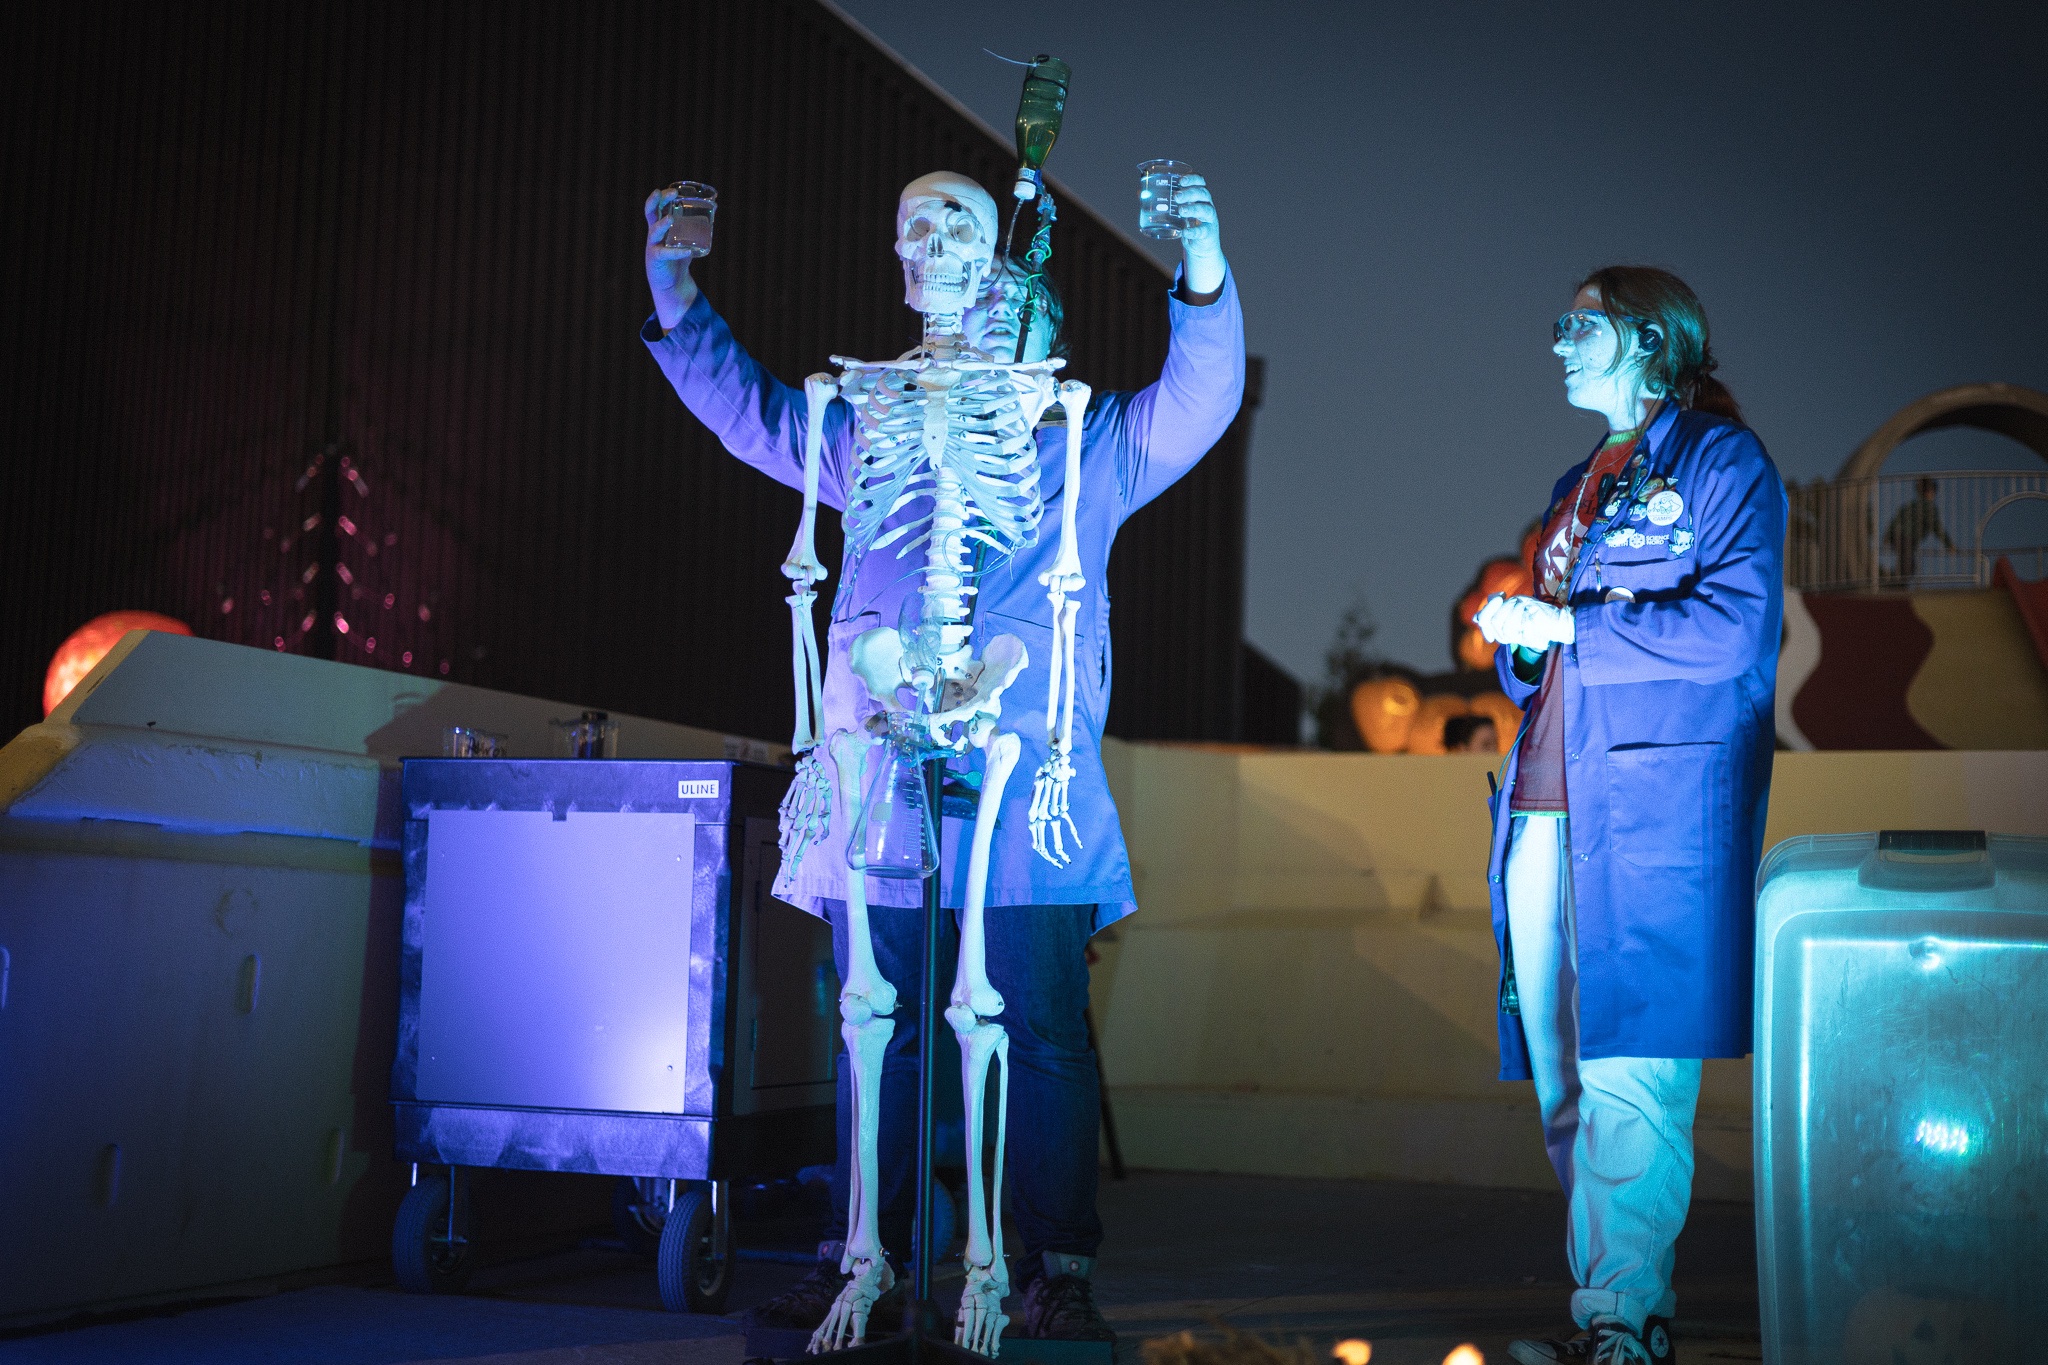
[388,758,838,1312]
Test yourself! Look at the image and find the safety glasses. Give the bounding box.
[1553,309,1614,347]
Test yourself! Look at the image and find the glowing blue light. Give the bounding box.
[1913,1117,1971,1156]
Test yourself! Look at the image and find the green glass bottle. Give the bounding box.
[1012,55,1069,201]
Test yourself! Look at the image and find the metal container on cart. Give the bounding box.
[1754,829,2048,1365]
[389,758,838,1312]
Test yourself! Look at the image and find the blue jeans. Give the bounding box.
[822,899,1105,1265]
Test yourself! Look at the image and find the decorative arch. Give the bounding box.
[1837,382,2048,481]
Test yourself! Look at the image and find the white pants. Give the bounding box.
[1505,813,1702,1332]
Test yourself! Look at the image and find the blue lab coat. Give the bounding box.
[1490,402,1786,1076]
[643,273,1245,929]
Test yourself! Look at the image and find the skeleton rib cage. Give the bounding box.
[837,353,1061,587]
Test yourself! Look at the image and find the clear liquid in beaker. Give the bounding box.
[660,182,717,258]
[1137,159,1193,240]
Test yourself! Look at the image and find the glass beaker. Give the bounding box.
[553,709,619,759]
[850,741,938,880]
[443,726,506,758]
[659,181,717,257]
[1137,159,1194,239]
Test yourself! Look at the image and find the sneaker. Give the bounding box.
[1511,1316,1674,1365]
[1587,1318,1654,1365]
[1018,1253,1116,1343]
[1508,1330,1591,1364]
[739,1242,905,1333]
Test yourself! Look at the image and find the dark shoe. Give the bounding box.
[1018,1253,1116,1343]
[740,1242,907,1334]
[1508,1330,1590,1364]
[1510,1316,1672,1365]
[740,1243,848,1330]
[1586,1318,1654,1365]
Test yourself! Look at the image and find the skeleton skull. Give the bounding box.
[896,172,997,317]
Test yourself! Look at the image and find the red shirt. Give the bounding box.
[1511,432,1641,814]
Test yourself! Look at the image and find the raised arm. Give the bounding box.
[1573,431,1787,687]
[1115,174,1247,515]
[641,187,856,508]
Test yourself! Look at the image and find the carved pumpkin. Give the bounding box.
[1405,693,1472,755]
[1842,1286,2013,1365]
[43,611,193,716]
[1467,692,1522,756]
[1350,677,1421,753]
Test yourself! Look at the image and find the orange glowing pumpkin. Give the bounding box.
[43,611,193,716]
[1467,692,1522,755]
[1405,694,1472,755]
[1350,677,1421,753]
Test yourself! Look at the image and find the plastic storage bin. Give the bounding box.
[1754,830,2048,1364]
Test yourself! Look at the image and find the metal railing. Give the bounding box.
[1785,470,2048,593]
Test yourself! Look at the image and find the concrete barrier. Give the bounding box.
[1092,742,2048,1200]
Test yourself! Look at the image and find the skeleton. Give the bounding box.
[771,172,1091,1357]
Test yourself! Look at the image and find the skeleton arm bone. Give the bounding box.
[1030,382,1090,866]
[781,374,837,752]
[773,375,840,871]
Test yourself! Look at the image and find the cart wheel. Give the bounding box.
[392,1172,473,1293]
[656,1184,730,1314]
[612,1177,664,1258]
[913,1181,960,1269]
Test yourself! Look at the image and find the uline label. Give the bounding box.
[677,780,720,800]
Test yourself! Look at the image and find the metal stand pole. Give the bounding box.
[911,753,947,1328]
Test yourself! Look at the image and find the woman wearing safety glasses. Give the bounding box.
[1474,267,1786,1365]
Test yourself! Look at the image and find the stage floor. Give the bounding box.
[0,1172,1761,1365]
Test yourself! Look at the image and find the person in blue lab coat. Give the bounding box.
[1473,266,1785,1365]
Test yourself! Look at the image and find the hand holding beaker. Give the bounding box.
[643,182,716,331]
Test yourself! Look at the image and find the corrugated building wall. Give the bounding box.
[1,0,1273,746]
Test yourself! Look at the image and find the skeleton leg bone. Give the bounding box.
[948,730,1023,1357]
[811,730,900,1355]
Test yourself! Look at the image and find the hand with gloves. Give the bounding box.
[1473,593,1575,652]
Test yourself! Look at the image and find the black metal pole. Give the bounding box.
[911,755,947,1327]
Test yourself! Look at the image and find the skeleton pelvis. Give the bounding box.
[849,627,1028,741]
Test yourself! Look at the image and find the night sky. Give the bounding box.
[833,0,2048,687]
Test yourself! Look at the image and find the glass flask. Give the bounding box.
[659,182,717,257]
[851,741,938,880]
